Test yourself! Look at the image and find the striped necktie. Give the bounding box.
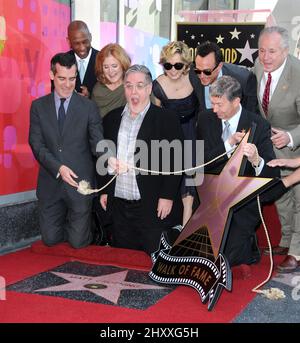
[222,120,231,142]
[262,72,272,116]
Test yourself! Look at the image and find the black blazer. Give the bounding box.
[29,91,103,201]
[69,47,99,96]
[197,108,279,178]
[197,108,280,265]
[190,63,258,113]
[101,103,184,227]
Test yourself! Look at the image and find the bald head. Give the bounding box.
[67,20,92,59]
[67,20,90,37]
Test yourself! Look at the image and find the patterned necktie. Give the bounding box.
[58,98,66,134]
[78,59,85,83]
[262,72,272,116]
[222,120,231,143]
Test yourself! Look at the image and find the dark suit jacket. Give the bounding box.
[101,103,184,227]
[69,47,99,96]
[197,108,278,178]
[29,91,103,201]
[190,63,258,113]
[197,108,279,265]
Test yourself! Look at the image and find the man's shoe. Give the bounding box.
[276,255,300,273]
[263,245,289,256]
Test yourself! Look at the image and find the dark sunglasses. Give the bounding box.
[194,64,218,76]
[163,62,185,71]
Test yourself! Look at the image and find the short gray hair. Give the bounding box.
[209,75,242,101]
[124,64,152,84]
[258,26,289,50]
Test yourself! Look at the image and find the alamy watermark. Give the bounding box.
[96,139,205,186]
[0,276,6,300]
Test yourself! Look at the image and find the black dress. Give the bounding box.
[152,79,198,197]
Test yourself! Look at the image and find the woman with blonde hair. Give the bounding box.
[152,41,199,226]
[92,43,131,117]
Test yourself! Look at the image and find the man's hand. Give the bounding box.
[271,128,290,149]
[59,165,78,187]
[78,86,90,98]
[267,158,300,169]
[157,198,173,220]
[108,157,129,174]
[100,194,108,211]
[228,131,245,146]
[243,143,261,166]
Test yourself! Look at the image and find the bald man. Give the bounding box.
[67,20,98,98]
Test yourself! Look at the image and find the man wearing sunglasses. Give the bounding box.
[190,41,257,113]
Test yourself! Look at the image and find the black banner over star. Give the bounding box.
[177,23,265,67]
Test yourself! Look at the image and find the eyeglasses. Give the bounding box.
[124,83,149,91]
[163,62,185,71]
[194,64,218,76]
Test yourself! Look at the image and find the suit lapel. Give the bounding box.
[136,104,154,142]
[237,109,251,133]
[45,93,60,137]
[268,58,291,119]
[62,92,78,136]
[255,63,265,116]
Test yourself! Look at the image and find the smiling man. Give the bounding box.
[99,64,184,255]
[67,20,98,98]
[190,41,257,113]
[197,75,279,267]
[254,26,300,273]
[29,52,103,249]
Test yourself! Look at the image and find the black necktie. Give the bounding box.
[58,98,66,134]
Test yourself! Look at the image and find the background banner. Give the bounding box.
[177,23,265,67]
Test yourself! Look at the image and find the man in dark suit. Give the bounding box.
[67,20,98,98]
[197,75,279,267]
[29,52,103,248]
[99,65,183,255]
[190,41,257,113]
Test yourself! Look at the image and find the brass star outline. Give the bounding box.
[35,270,167,304]
[172,131,274,259]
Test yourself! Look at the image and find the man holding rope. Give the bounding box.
[98,65,184,255]
[197,75,279,267]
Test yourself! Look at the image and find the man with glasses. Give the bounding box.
[190,41,257,113]
[99,64,184,255]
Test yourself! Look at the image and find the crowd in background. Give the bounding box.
[29,20,300,273]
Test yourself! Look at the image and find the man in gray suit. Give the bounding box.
[190,41,258,113]
[254,26,300,273]
[29,52,103,248]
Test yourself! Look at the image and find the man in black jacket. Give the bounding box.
[67,20,98,98]
[99,65,183,255]
[190,41,257,113]
[197,75,279,266]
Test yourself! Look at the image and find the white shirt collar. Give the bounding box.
[74,48,92,66]
[223,104,242,133]
[263,58,287,83]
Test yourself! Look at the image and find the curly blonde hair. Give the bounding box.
[95,43,131,84]
[159,41,192,75]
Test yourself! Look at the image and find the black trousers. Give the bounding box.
[111,197,165,255]
[223,201,260,267]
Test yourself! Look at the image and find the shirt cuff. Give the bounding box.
[287,132,294,149]
[253,158,265,176]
